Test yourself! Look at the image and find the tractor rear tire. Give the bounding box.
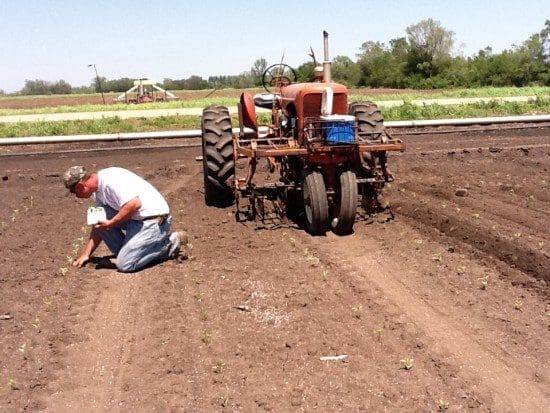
[201,106,235,207]
[332,170,358,235]
[303,171,329,235]
[348,101,385,141]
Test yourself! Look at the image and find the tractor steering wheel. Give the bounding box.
[262,64,297,93]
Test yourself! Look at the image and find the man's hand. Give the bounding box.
[73,254,90,268]
[94,219,113,230]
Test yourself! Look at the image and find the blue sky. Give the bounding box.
[0,0,547,92]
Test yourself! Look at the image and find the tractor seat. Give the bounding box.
[253,93,281,109]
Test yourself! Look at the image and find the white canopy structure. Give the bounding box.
[114,79,179,103]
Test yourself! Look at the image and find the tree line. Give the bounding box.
[6,19,549,96]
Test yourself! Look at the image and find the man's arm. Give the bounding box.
[95,197,141,229]
[73,229,102,267]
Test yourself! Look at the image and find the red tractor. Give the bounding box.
[201,32,405,235]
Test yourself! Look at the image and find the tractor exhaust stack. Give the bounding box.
[323,30,332,83]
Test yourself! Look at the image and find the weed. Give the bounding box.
[212,362,225,374]
[479,275,489,290]
[432,252,443,262]
[514,299,523,310]
[457,266,466,275]
[352,305,362,319]
[438,399,449,410]
[7,379,17,390]
[202,332,212,344]
[400,357,414,370]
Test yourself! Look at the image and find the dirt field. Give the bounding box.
[0,88,421,110]
[0,125,548,411]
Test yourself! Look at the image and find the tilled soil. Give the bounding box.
[0,126,548,411]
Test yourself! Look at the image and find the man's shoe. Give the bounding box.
[168,230,189,258]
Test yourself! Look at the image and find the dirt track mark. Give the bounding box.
[310,234,549,411]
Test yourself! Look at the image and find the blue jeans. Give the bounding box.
[98,204,172,272]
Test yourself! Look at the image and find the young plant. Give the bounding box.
[479,275,489,290]
[438,399,449,411]
[400,357,414,370]
[220,396,228,408]
[373,327,382,341]
[352,305,362,319]
[59,267,69,276]
[202,332,212,344]
[514,299,523,310]
[194,291,205,300]
[432,252,443,262]
[7,379,17,390]
[18,343,26,354]
[212,362,225,374]
[32,316,41,333]
[457,266,466,275]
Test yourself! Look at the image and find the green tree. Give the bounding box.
[331,55,361,87]
[405,18,454,78]
[251,58,268,86]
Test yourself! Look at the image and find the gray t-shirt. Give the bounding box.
[94,167,169,220]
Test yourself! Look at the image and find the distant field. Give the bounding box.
[0,86,548,116]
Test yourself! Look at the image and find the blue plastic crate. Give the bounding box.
[322,115,355,145]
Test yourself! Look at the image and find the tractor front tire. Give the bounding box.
[201,106,235,207]
[303,171,329,235]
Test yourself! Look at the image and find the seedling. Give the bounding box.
[513,232,522,238]
[289,237,296,246]
[66,255,73,264]
[43,299,53,310]
[321,270,329,281]
[194,292,205,300]
[202,332,212,344]
[457,266,466,275]
[479,275,489,290]
[400,357,413,370]
[472,213,480,219]
[335,286,342,296]
[538,241,544,249]
[527,195,535,202]
[220,396,228,407]
[414,239,423,245]
[373,327,382,341]
[32,316,41,333]
[7,379,17,390]
[514,299,523,310]
[438,399,449,410]
[59,267,69,276]
[306,255,320,267]
[351,305,362,319]
[212,362,225,374]
[441,203,446,209]
[18,343,26,354]
[455,207,461,212]
[432,252,443,262]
